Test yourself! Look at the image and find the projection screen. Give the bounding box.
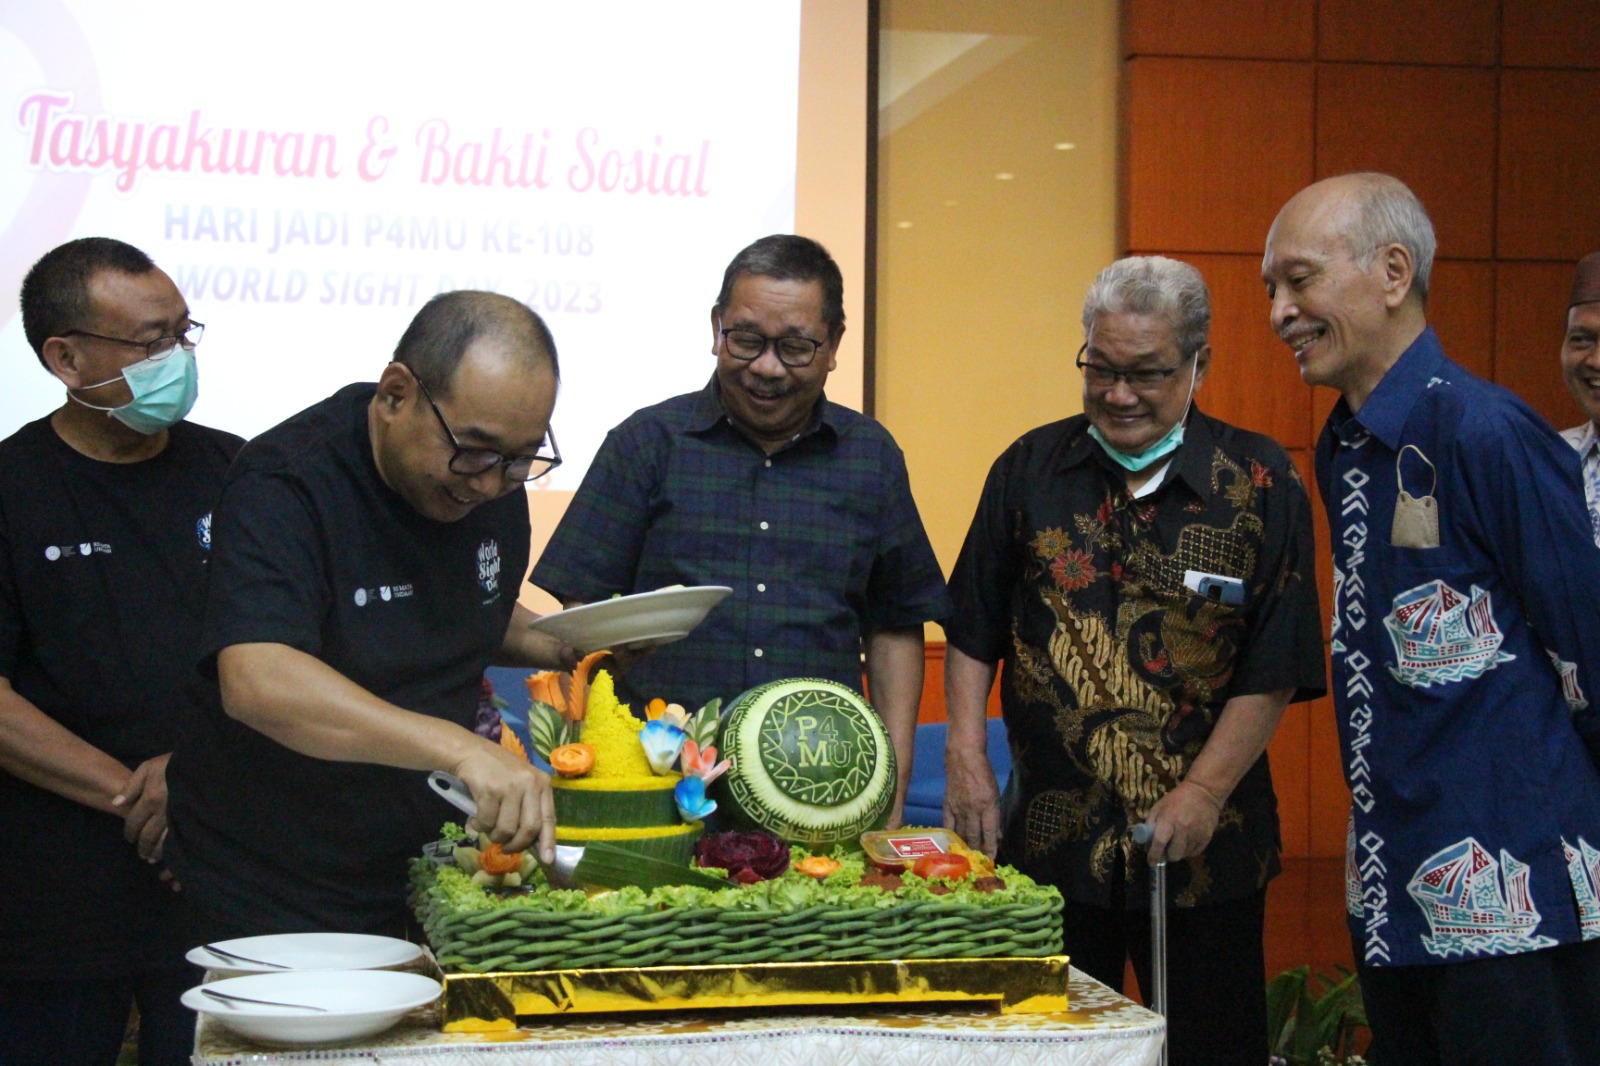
[0,0,869,606]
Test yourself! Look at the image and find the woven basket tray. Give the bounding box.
[416,880,1064,974]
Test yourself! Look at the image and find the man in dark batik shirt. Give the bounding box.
[944,256,1325,1066]
[531,235,948,824]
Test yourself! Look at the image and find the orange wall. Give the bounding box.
[1121,0,1600,857]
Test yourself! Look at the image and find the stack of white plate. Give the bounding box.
[183,934,438,1046]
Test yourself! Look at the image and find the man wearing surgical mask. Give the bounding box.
[943,256,1324,1065]
[0,237,242,1066]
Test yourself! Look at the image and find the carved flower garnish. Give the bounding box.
[674,776,717,823]
[638,719,686,775]
[680,739,731,785]
[695,830,790,884]
[645,697,693,730]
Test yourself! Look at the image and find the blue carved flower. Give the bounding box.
[639,719,687,775]
[675,775,717,823]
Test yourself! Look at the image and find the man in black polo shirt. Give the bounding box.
[167,290,570,940]
[944,256,1325,1066]
[0,237,241,1066]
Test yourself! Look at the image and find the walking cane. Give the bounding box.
[1132,821,1168,1066]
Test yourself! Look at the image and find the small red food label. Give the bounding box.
[888,835,948,858]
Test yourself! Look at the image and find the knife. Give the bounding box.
[426,771,728,892]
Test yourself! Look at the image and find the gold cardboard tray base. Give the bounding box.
[440,956,1070,1031]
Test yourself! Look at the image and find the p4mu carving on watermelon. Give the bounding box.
[715,678,896,846]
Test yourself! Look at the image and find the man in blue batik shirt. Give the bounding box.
[1263,172,1600,1066]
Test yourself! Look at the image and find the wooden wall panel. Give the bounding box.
[1311,385,1338,436]
[1317,0,1497,65]
[1124,0,1596,862]
[1292,449,1334,644]
[1428,260,1496,380]
[1269,698,1311,857]
[1298,459,1343,860]
[1125,58,1313,254]
[1498,71,1600,261]
[1502,0,1600,68]
[1123,0,1313,60]
[1306,692,1350,857]
[1182,253,1312,449]
[1495,261,1586,431]
[1315,66,1497,260]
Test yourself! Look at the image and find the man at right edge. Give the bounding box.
[1263,172,1600,1065]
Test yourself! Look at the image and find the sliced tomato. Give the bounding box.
[912,852,972,881]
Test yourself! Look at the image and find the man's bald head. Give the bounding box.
[1268,173,1437,307]
[394,290,559,397]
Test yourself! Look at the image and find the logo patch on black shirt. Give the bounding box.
[477,538,502,596]
[353,582,414,607]
[43,541,111,561]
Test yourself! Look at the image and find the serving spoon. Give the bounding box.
[201,944,291,970]
[201,987,329,1013]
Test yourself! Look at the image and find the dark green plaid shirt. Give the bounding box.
[531,377,949,709]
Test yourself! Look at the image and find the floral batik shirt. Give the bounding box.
[1318,327,1600,968]
[946,409,1325,910]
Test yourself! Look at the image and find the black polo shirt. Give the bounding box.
[0,417,241,978]
[167,384,530,936]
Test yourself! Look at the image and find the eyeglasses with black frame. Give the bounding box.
[1074,343,1193,391]
[61,321,205,361]
[718,320,826,368]
[409,370,562,483]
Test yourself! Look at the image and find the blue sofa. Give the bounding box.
[901,718,1011,829]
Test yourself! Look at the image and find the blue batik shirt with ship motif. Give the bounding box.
[1316,327,1600,969]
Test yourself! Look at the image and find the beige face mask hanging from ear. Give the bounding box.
[1391,444,1440,549]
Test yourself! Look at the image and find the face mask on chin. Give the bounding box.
[69,348,199,435]
[1089,416,1186,472]
[1087,351,1200,472]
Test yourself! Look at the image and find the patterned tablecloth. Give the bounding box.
[192,967,1164,1066]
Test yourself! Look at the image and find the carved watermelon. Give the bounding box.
[715,678,896,846]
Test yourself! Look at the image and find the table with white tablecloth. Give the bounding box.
[192,965,1164,1066]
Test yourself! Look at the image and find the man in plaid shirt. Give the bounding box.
[531,235,948,824]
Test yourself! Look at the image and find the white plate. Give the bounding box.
[183,969,440,1046]
[526,585,732,651]
[186,933,422,976]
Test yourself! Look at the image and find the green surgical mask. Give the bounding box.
[1089,417,1186,472]
[71,348,199,434]
[1087,352,1199,472]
